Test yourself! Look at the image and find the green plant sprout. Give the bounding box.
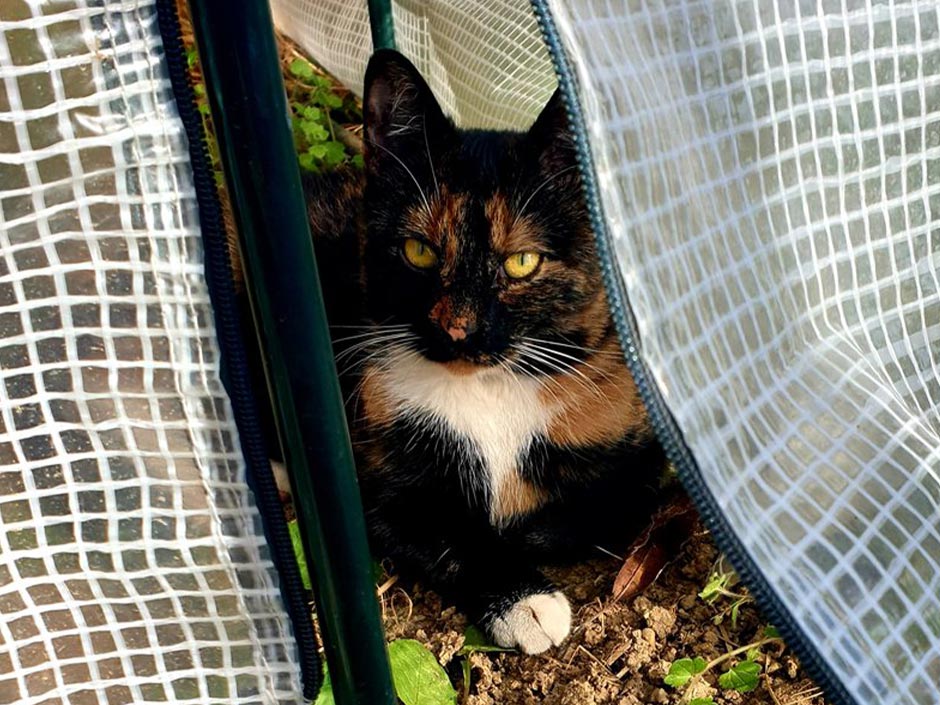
[698,558,752,628]
[185,47,224,185]
[456,625,514,699]
[287,58,363,173]
[315,639,456,705]
[664,561,785,704]
[663,628,783,703]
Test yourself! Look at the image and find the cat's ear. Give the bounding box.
[527,88,578,174]
[363,49,452,168]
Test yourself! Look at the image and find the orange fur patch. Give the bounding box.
[404,188,468,274]
[491,471,549,525]
[542,335,652,448]
[357,366,396,427]
[486,192,543,255]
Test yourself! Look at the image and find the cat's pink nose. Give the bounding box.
[446,325,467,342]
[430,298,476,342]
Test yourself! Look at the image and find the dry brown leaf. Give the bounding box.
[612,494,699,601]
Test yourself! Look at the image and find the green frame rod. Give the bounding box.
[368,0,396,49]
[187,2,396,704]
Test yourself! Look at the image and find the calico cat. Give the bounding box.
[304,49,667,654]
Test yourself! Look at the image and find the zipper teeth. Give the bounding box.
[528,4,858,705]
[153,2,322,698]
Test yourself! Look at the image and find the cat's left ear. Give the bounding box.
[363,49,452,167]
[527,88,579,174]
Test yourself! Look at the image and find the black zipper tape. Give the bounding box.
[528,4,858,705]
[154,2,322,698]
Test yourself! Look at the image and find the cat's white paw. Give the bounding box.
[489,591,571,654]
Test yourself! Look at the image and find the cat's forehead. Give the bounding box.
[403,188,542,258]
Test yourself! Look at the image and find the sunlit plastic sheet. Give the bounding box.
[0,2,301,703]
[544,1,940,703]
[268,0,556,130]
[280,1,940,703]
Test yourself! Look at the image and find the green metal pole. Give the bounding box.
[368,0,397,49]
[187,3,396,704]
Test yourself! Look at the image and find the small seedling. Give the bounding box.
[287,519,311,589]
[316,639,456,705]
[663,632,778,702]
[288,58,363,173]
[389,639,457,705]
[457,626,513,699]
[663,657,706,687]
[663,565,783,702]
[184,51,224,185]
[698,559,752,627]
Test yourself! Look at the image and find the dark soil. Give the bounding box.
[380,524,830,705]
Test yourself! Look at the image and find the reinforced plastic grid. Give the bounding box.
[0,2,300,703]
[268,0,557,130]
[546,1,940,703]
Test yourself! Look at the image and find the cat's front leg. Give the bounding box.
[366,501,571,653]
[451,544,572,654]
[479,580,572,654]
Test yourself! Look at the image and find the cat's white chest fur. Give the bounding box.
[376,354,556,520]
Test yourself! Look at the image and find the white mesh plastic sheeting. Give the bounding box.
[545,1,940,704]
[0,2,300,704]
[269,0,556,130]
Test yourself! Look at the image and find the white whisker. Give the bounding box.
[521,337,618,383]
[512,165,579,225]
[521,334,621,357]
[365,137,432,216]
[423,111,439,199]
[515,343,608,406]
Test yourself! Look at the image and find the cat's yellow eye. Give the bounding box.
[402,238,438,269]
[503,252,542,279]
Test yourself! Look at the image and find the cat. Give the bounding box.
[303,49,668,654]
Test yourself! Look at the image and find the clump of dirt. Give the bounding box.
[381,526,829,705]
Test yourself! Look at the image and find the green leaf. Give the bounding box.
[287,519,311,590]
[185,47,198,70]
[461,658,471,700]
[763,625,781,639]
[302,121,330,143]
[323,141,346,165]
[299,155,317,172]
[309,143,329,159]
[718,660,761,693]
[663,657,707,688]
[314,665,334,705]
[388,639,457,705]
[698,573,727,602]
[298,152,318,173]
[690,699,716,705]
[302,106,323,122]
[351,154,365,169]
[193,82,206,97]
[324,93,343,108]
[730,599,742,628]
[458,626,514,656]
[289,58,315,80]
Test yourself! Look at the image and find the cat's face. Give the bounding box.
[361,50,609,372]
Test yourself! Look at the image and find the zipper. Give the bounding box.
[154,2,322,698]
[528,4,857,705]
